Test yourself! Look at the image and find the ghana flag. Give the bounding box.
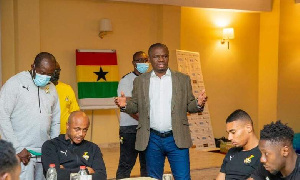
[76,49,119,109]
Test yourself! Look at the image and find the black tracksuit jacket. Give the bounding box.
[41,134,107,180]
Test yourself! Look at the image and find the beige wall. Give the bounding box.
[257,0,280,132]
[39,0,181,144]
[277,0,300,133]
[1,0,16,81]
[1,0,181,144]
[2,0,300,145]
[181,8,260,138]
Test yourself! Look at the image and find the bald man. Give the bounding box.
[41,111,107,180]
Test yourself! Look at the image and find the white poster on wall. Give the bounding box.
[176,50,216,150]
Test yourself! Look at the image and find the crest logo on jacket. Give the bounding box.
[83,152,89,160]
[45,86,50,94]
[244,155,254,164]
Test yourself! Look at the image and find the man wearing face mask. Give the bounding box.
[0,52,60,180]
[51,61,80,134]
[116,51,149,179]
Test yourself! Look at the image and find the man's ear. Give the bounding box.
[282,145,289,157]
[30,64,36,78]
[31,63,36,70]
[245,123,253,133]
[1,173,11,180]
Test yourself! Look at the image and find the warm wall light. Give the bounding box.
[221,28,234,49]
[99,18,112,39]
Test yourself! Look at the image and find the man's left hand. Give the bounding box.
[17,148,31,165]
[86,167,95,174]
[197,89,208,107]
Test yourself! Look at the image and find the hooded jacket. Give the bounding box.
[0,71,60,154]
[42,134,107,180]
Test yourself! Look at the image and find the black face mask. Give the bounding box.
[50,69,60,82]
[50,75,59,82]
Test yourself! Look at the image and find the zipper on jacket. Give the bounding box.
[38,87,41,113]
[76,151,79,166]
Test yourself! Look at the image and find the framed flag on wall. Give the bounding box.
[76,49,119,109]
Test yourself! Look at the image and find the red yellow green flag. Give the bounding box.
[76,49,119,109]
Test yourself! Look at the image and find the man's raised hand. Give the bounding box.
[197,89,208,107]
[114,91,127,108]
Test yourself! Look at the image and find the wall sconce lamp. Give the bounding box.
[99,18,112,39]
[221,28,234,49]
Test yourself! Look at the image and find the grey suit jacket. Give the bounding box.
[125,69,203,151]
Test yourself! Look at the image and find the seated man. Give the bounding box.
[216,109,261,180]
[41,111,107,180]
[250,120,300,180]
[0,139,21,180]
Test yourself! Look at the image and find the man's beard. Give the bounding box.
[269,169,279,175]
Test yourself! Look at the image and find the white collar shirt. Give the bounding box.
[149,69,172,132]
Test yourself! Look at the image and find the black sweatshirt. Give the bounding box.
[42,134,107,180]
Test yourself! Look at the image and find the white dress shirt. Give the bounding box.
[149,69,172,132]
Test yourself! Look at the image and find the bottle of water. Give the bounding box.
[46,164,57,180]
[78,166,88,175]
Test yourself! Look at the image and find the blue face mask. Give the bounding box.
[33,72,51,87]
[136,63,149,74]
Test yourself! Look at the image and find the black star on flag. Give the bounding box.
[94,67,108,81]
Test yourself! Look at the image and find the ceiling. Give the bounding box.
[108,0,273,12]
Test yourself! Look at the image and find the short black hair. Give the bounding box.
[133,51,146,61]
[260,120,294,145]
[34,52,56,68]
[226,109,253,125]
[0,140,19,175]
[148,43,169,56]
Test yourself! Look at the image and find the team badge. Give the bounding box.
[120,137,124,144]
[45,86,50,94]
[244,155,254,164]
[65,96,69,102]
[82,152,89,160]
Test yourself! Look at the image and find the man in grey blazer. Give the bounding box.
[115,43,207,180]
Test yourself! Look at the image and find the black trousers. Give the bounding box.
[116,125,147,179]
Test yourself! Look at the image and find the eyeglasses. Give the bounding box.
[151,54,169,60]
[133,58,148,63]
